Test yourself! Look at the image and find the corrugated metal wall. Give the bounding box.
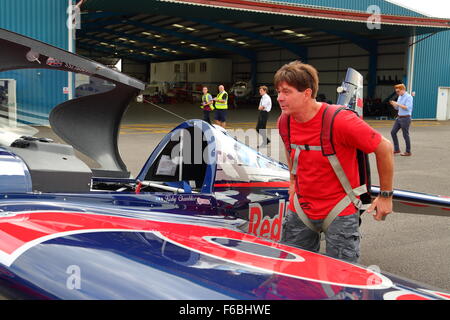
[269,0,424,17]
[411,30,450,119]
[0,0,70,125]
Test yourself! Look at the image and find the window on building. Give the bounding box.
[174,64,180,73]
[189,62,196,73]
[200,62,207,73]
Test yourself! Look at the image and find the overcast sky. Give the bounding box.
[386,0,450,18]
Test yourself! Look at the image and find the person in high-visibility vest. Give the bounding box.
[213,84,228,128]
[200,86,214,124]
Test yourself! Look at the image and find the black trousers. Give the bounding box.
[203,110,212,124]
[256,110,270,144]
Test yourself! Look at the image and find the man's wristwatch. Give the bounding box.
[380,190,394,198]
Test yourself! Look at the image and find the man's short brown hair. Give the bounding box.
[274,60,319,99]
[259,85,268,92]
[394,84,406,91]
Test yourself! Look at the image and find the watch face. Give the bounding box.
[381,191,393,197]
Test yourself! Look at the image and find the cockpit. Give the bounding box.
[90,119,289,195]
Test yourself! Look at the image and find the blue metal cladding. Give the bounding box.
[411,30,450,119]
[267,0,425,17]
[0,0,71,125]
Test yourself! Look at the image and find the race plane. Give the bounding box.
[0,28,449,300]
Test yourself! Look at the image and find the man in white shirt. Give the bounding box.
[256,86,272,146]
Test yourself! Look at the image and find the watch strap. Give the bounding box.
[380,190,394,198]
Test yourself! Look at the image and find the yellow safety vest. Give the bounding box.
[201,94,214,110]
[215,91,228,110]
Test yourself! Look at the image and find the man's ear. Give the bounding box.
[304,88,313,99]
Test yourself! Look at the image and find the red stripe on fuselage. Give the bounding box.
[214,182,290,188]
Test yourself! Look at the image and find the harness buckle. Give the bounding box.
[354,198,363,209]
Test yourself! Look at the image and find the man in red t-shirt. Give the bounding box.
[275,61,394,262]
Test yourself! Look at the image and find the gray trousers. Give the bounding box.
[391,117,411,153]
[281,210,361,263]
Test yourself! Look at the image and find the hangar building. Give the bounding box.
[1,0,450,124]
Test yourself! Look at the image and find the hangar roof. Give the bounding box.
[77,0,450,63]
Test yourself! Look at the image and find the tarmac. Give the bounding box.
[119,101,450,293]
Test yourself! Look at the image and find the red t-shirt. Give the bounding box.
[287,104,382,220]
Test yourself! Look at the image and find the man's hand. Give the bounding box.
[367,196,393,221]
[390,100,408,110]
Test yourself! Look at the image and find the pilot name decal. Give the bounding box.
[248,200,286,242]
[164,194,197,203]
